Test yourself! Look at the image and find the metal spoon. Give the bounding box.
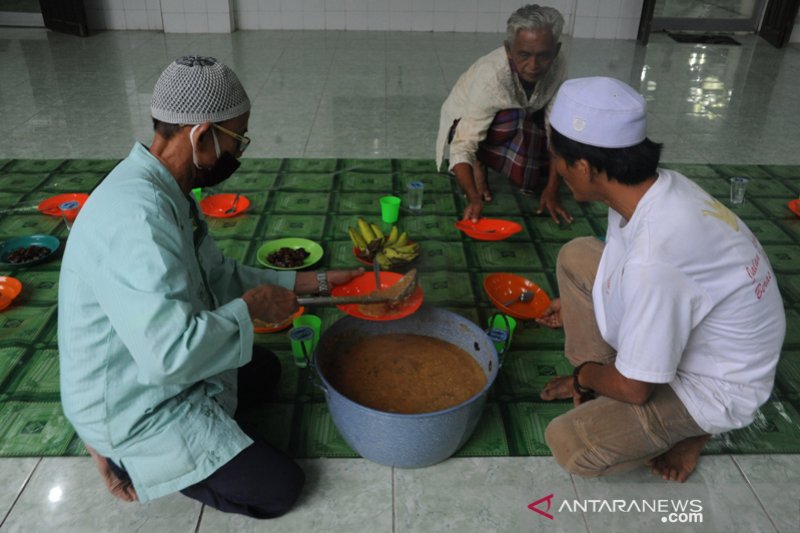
[502,289,533,307]
[224,193,241,214]
[373,260,381,291]
[297,269,418,307]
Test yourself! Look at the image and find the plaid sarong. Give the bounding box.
[449,108,549,193]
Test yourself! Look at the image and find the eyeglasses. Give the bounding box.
[212,123,251,154]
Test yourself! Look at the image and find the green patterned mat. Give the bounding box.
[0,158,799,458]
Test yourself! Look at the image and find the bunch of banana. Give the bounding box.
[348,217,420,270]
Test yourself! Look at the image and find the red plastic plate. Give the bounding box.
[789,199,800,218]
[0,276,23,312]
[38,193,89,220]
[455,218,523,241]
[483,273,551,320]
[253,307,305,334]
[200,193,250,218]
[331,271,423,321]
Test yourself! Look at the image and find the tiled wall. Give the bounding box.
[84,0,165,31]
[233,0,641,39]
[84,0,233,33]
[83,0,646,39]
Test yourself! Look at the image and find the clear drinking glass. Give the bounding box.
[729,177,749,205]
[407,181,424,210]
[59,201,80,230]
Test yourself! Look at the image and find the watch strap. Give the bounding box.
[573,361,599,402]
[315,271,330,296]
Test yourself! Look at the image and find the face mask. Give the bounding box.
[189,125,241,188]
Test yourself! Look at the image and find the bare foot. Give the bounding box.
[85,443,139,502]
[540,375,574,401]
[648,434,711,482]
[473,162,492,202]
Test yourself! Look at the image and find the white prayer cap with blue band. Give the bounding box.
[150,56,250,125]
[549,76,647,148]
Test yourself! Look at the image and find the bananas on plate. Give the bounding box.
[348,217,420,270]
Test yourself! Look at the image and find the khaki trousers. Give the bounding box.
[545,237,706,477]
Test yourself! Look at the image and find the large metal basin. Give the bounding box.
[314,305,499,468]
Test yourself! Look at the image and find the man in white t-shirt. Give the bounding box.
[536,76,786,482]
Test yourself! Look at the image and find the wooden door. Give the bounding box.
[39,0,88,37]
[759,0,800,48]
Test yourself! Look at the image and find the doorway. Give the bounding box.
[1,0,89,36]
[638,0,797,47]
[0,0,44,27]
[650,0,767,32]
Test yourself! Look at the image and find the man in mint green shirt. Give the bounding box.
[58,56,361,518]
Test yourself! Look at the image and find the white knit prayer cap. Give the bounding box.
[549,76,646,148]
[150,56,250,125]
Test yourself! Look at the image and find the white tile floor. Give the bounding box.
[1,27,799,532]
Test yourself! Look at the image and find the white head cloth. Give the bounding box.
[549,76,646,148]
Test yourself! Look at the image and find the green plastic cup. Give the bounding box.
[487,313,516,354]
[380,195,401,223]
[289,314,321,367]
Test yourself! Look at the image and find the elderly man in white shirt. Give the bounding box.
[436,4,572,224]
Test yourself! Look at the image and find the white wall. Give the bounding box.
[232,0,642,39]
[85,0,233,33]
[161,0,234,33]
[83,0,645,39]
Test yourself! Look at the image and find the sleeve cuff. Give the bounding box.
[448,152,475,171]
[273,270,296,291]
[615,360,674,384]
[230,298,254,364]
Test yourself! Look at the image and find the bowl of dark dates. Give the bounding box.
[256,238,323,270]
[0,235,61,267]
[267,247,310,268]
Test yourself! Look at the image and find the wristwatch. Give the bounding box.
[573,361,600,402]
[315,271,330,296]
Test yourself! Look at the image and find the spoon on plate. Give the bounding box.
[502,289,533,307]
[224,193,241,214]
[297,269,418,306]
[373,260,381,290]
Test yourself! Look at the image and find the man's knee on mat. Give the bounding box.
[556,237,600,271]
[545,414,609,478]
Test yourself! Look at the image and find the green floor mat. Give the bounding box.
[0,158,799,458]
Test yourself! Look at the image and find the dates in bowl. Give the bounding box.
[0,235,60,267]
[267,247,310,268]
[256,238,324,270]
[6,245,52,264]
